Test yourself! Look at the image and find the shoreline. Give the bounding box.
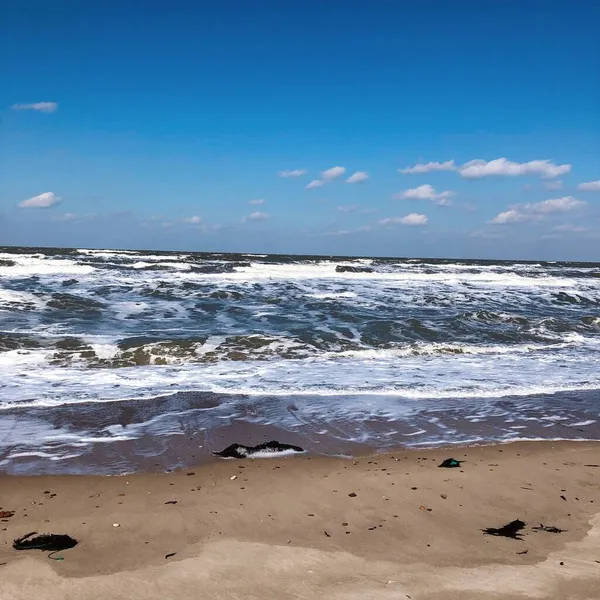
[1,440,599,598]
[3,435,600,478]
[3,387,599,476]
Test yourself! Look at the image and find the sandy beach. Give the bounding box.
[0,440,598,599]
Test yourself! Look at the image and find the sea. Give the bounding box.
[1,246,599,474]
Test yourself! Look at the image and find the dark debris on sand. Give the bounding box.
[213,441,304,459]
[438,458,463,468]
[13,532,78,552]
[532,524,567,533]
[482,519,526,540]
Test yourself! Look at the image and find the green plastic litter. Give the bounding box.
[438,458,463,468]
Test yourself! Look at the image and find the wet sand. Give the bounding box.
[0,441,599,599]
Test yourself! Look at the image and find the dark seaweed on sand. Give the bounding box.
[532,524,567,533]
[13,532,78,552]
[482,519,526,540]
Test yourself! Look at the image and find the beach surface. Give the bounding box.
[0,441,599,599]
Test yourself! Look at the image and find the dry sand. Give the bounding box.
[0,441,598,599]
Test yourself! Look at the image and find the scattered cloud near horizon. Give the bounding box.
[399,160,456,174]
[18,192,61,208]
[489,196,585,224]
[489,210,530,224]
[51,212,101,223]
[306,179,325,189]
[321,166,346,181]
[306,166,366,187]
[577,180,600,191]
[395,184,454,205]
[460,158,570,179]
[52,213,78,222]
[324,225,373,236]
[243,211,271,222]
[10,101,58,113]
[523,197,585,214]
[554,223,589,233]
[379,213,428,226]
[279,169,307,178]
[346,171,369,184]
[399,158,570,179]
[248,198,266,205]
[182,215,202,224]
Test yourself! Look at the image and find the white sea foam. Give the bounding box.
[307,292,358,299]
[330,340,584,359]
[0,254,95,276]
[225,261,572,286]
[132,261,193,270]
[0,289,46,310]
[1,342,600,411]
[77,248,139,256]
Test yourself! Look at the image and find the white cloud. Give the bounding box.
[18,191,61,208]
[53,213,78,222]
[489,210,532,224]
[489,196,585,225]
[324,225,372,236]
[321,166,346,180]
[399,157,572,180]
[279,169,307,178]
[346,171,369,184]
[379,214,428,226]
[554,223,589,232]
[524,196,585,214]
[182,215,202,224]
[543,180,563,191]
[243,211,271,222]
[249,198,266,205]
[396,184,454,205]
[399,160,456,174]
[11,101,58,113]
[400,213,428,226]
[577,180,600,191]
[459,158,570,179]
[306,179,325,189]
[337,204,358,213]
[325,229,353,236]
[52,212,102,223]
[378,217,403,225]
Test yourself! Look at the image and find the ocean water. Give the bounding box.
[1,246,599,473]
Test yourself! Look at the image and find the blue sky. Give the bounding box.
[1,0,599,259]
